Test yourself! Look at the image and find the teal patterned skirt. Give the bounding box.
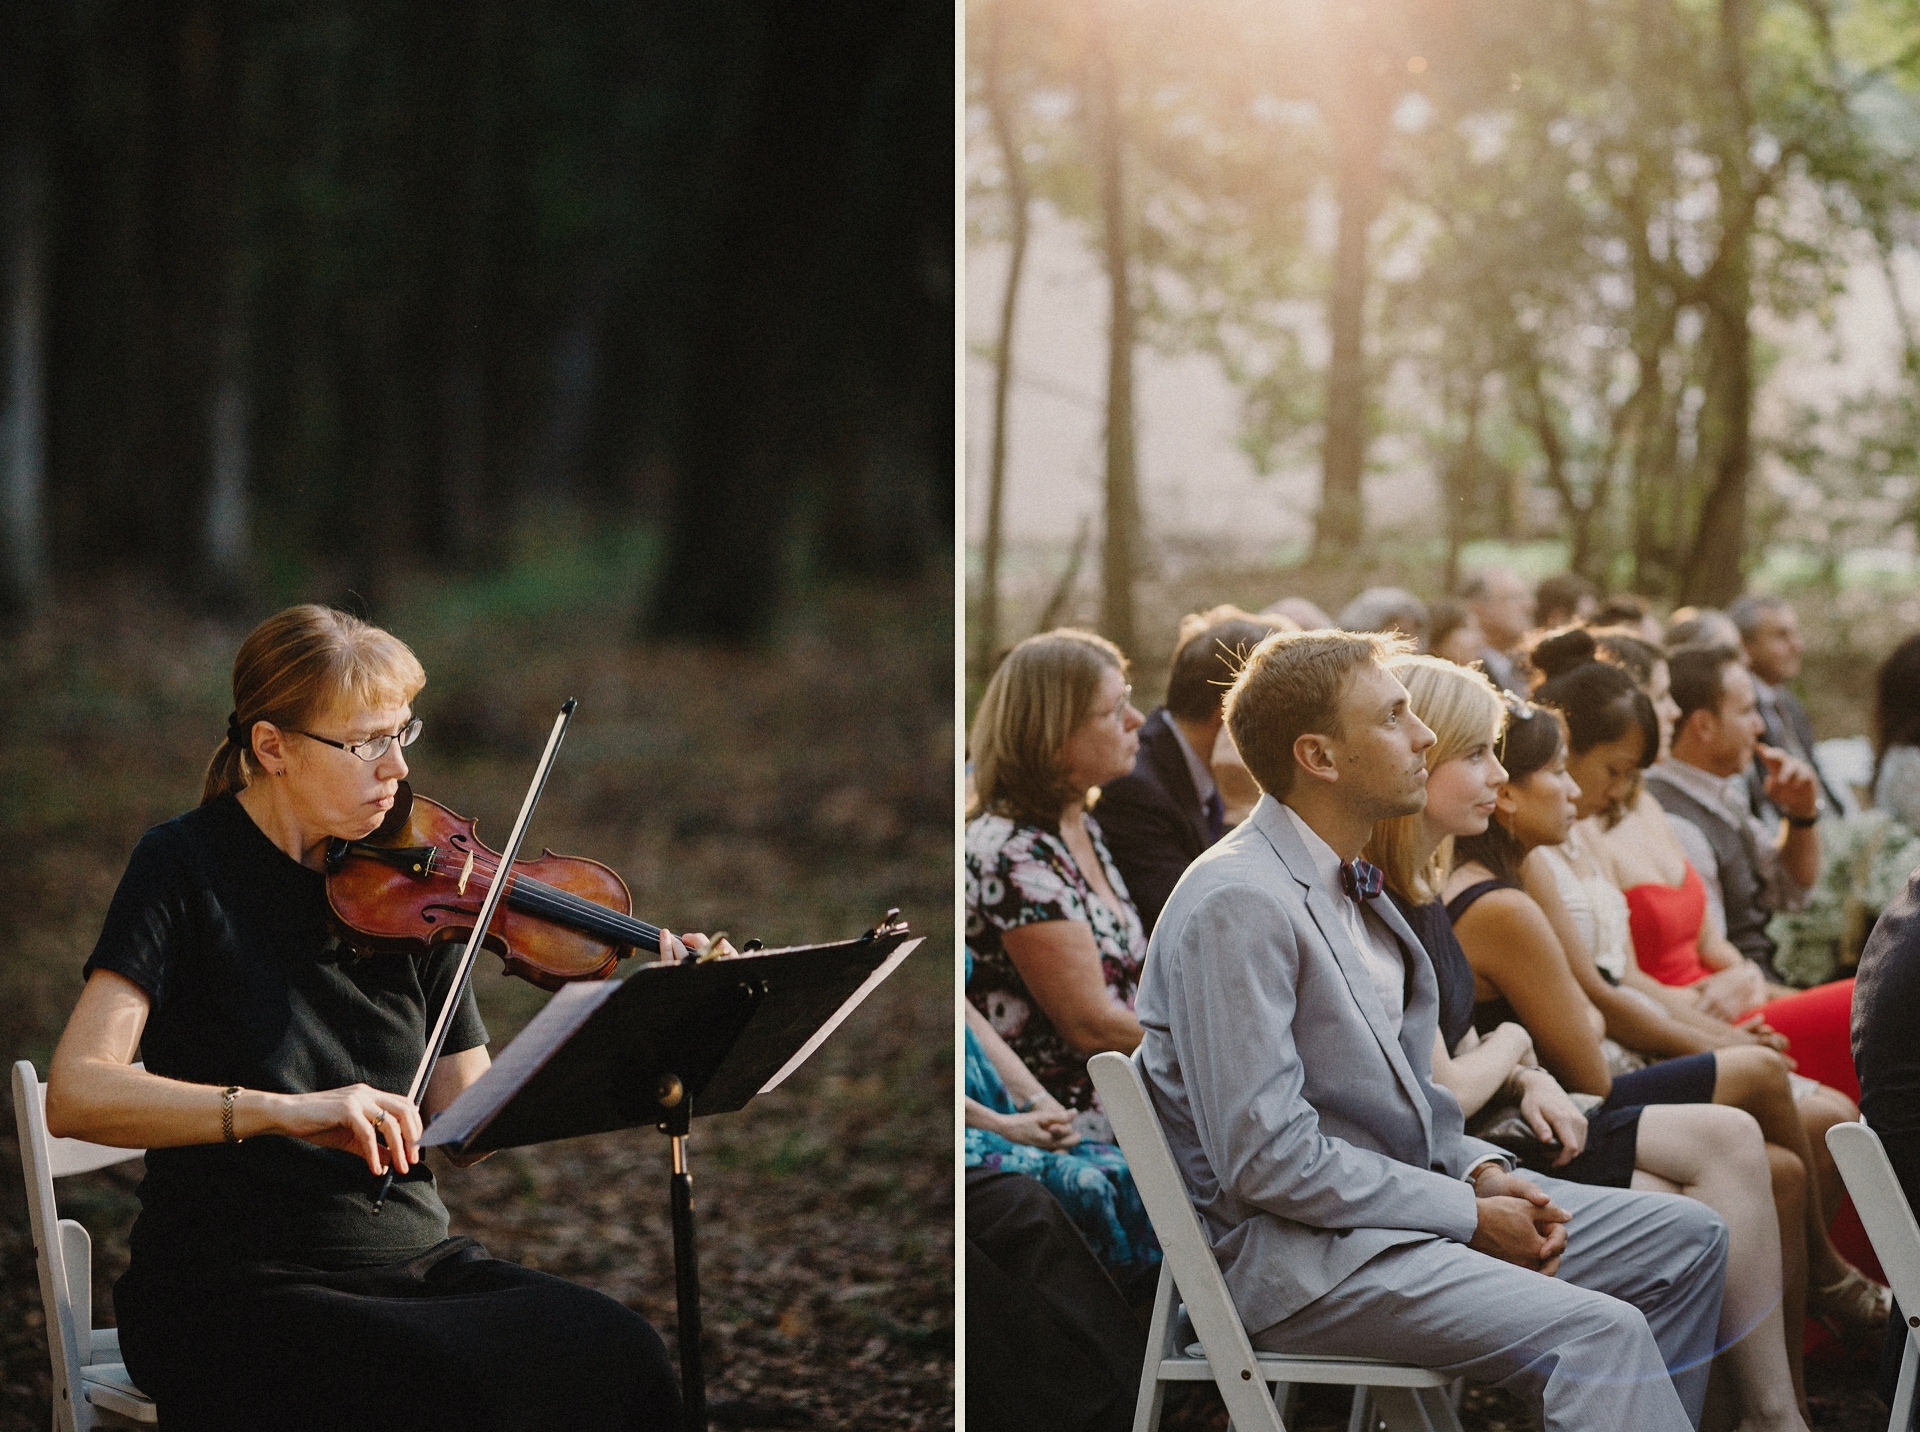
[965,1018,1160,1280]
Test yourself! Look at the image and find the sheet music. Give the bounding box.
[421,978,621,1147]
[757,936,921,1093]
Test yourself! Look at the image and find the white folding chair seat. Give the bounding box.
[1826,1119,1920,1432]
[1088,1052,1461,1432]
[13,1060,157,1429]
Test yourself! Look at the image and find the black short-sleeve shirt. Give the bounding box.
[83,794,489,1273]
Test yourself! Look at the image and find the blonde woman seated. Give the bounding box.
[966,631,1149,1141]
[1367,656,1806,1431]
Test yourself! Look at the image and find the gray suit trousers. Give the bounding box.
[1250,1177,1727,1432]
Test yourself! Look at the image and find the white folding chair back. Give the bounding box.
[13,1060,157,1429]
[1826,1119,1920,1432]
[1087,1052,1459,1432]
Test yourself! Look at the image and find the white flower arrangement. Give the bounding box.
[1768,810,1920,986]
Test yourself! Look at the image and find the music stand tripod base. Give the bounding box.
[421,928,921,1432]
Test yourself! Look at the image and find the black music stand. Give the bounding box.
[421,917,921,1432]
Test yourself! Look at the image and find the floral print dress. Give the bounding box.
[965,811,1147,1142]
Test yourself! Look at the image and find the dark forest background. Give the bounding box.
[0,4,956,1428]
[0,0,952,639]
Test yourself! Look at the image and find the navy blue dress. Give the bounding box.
[1401,887,1643,1187]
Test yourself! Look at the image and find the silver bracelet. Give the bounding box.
[221,1085,243,1144]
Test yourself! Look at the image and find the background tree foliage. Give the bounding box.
[1,0,953,640]
[969,0,1920,638]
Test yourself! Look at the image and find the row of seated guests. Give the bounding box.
[1132,627,1737,1428]
[964,611,1888,1429]
[1361,642,1877,1419]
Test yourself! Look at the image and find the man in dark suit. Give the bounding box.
[1731,594,1846,817]
[1095,610,1282,937]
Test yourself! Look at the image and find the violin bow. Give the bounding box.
[372,696,578,1211]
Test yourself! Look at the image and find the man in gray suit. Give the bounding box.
[1133,630,1729,1430]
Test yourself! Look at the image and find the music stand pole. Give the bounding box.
[659,1079,706,1432]
[422,925,922,1431]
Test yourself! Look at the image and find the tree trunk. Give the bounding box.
[1627,276,1679,596]
[128,0,242,600]
[1441,376,1483,594]
[1678,0,1754,606]
[0,68,49,619]
[426,1,498,566]
[1315,77,1390,561]
[1679,269,1752,606]
[202,266,251,609]
[1088,0,1138,658]
[648,5,877,642]
[976,0,1031,675]
[524,268,613,506]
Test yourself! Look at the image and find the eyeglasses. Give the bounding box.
[292,717,423,762]
[1102,684,1134,724]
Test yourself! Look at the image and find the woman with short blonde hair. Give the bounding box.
[969,628,1128,823]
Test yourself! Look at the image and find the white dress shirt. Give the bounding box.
[1165,716,1219,807]
[1651,758,1810,941]
[1279,803,1406,1037]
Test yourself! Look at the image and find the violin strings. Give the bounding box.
[454,851,659,936]
[423,851,662,948]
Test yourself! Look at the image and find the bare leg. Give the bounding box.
[1631,1104,1807,1432]
[1765,1143,1810,1421]
[1794,1085,1854,1247]
[1711,1048,1848,1286]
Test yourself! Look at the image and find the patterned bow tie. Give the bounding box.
[1339,858,1384,903]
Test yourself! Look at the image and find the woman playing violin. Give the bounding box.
[45,604,704,1431]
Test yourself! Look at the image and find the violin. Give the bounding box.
[324,781,662,991]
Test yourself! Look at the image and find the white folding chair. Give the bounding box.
[1087,1052,1461,1432]
[12,1060,156,1430]
[1826,1119,1920,1432]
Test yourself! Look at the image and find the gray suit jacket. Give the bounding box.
[1133,794,1507,1333]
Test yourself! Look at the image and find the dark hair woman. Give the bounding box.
[1486,628,1887,1389]
[1872,632,1920,827]
[44,605,712,1432]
